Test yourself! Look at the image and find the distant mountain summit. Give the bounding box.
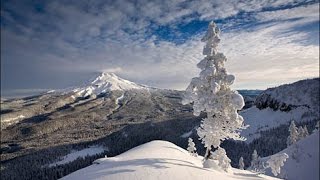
[64,72,148,97]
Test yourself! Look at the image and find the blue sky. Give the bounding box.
[1,0,319,97]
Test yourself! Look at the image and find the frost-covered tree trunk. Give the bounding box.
[287,121,299,147]
[238,156,245,170]
[266,153,289,176]
[187,138,197,156]
[182,21,246,167]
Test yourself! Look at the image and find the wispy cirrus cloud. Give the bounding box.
[1,0,319,97]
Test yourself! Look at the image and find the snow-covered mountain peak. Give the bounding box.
[90,72,137,88]
[91,72,120,84]
[72,72,147,97]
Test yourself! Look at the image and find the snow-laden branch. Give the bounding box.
[266,153,289,176]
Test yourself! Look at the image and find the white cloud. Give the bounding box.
[1,0,319,92]
[220,7,319,89]
[256,3,319,22]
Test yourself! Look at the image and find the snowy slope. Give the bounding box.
[255,78,319,111]
[60,72,148,97]
[263,131,319,180]
[240,78,319,143]
[61,140,279,180]
[49,146,105,167]
[2,115,25,123]
[240,106,310,142]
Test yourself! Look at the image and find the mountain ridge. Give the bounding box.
[1,77,319,180]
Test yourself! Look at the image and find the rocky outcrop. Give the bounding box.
[254,78,319,112]
[255,93,309,112]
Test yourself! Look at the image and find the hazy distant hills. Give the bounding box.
[0,73,260,130]
[0,74,318,180]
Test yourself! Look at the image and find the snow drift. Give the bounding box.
[263,131,319,180]
[61,140,279,180]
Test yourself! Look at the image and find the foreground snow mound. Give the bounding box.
[62,140,279,180]
[69,72,147,97]
[263,131,319,180]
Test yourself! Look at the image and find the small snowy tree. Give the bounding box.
[266,153,289,176]
[313,121,320,133]
[251,150,258,168]
[303,125,309,137]
[211,147,231,171]
[187,138,197,156]
[238,156,245,170]
[298,126,304,140]
[298,125,309,140]
[287,121,299,147]
[250,149,262,172]
[182,21,246,170]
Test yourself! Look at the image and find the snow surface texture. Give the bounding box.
[61,141,280,180]
[49,146,105,167]
[60,73,147,97]
[263,131,319,180]
[240,106,311,143]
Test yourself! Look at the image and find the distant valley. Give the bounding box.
[1,73,318,180]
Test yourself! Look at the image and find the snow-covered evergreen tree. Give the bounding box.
[250,149,260,171]
[266,153,289,176]
[238,156,245,170]
[187,138,197,156]
[298,126,305,140]
[287,120,299,147]
[313,121,320,133]
[211,147,231,171]
[298,125,309,140]
[303,125,309,137]
[182,21,246,168]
